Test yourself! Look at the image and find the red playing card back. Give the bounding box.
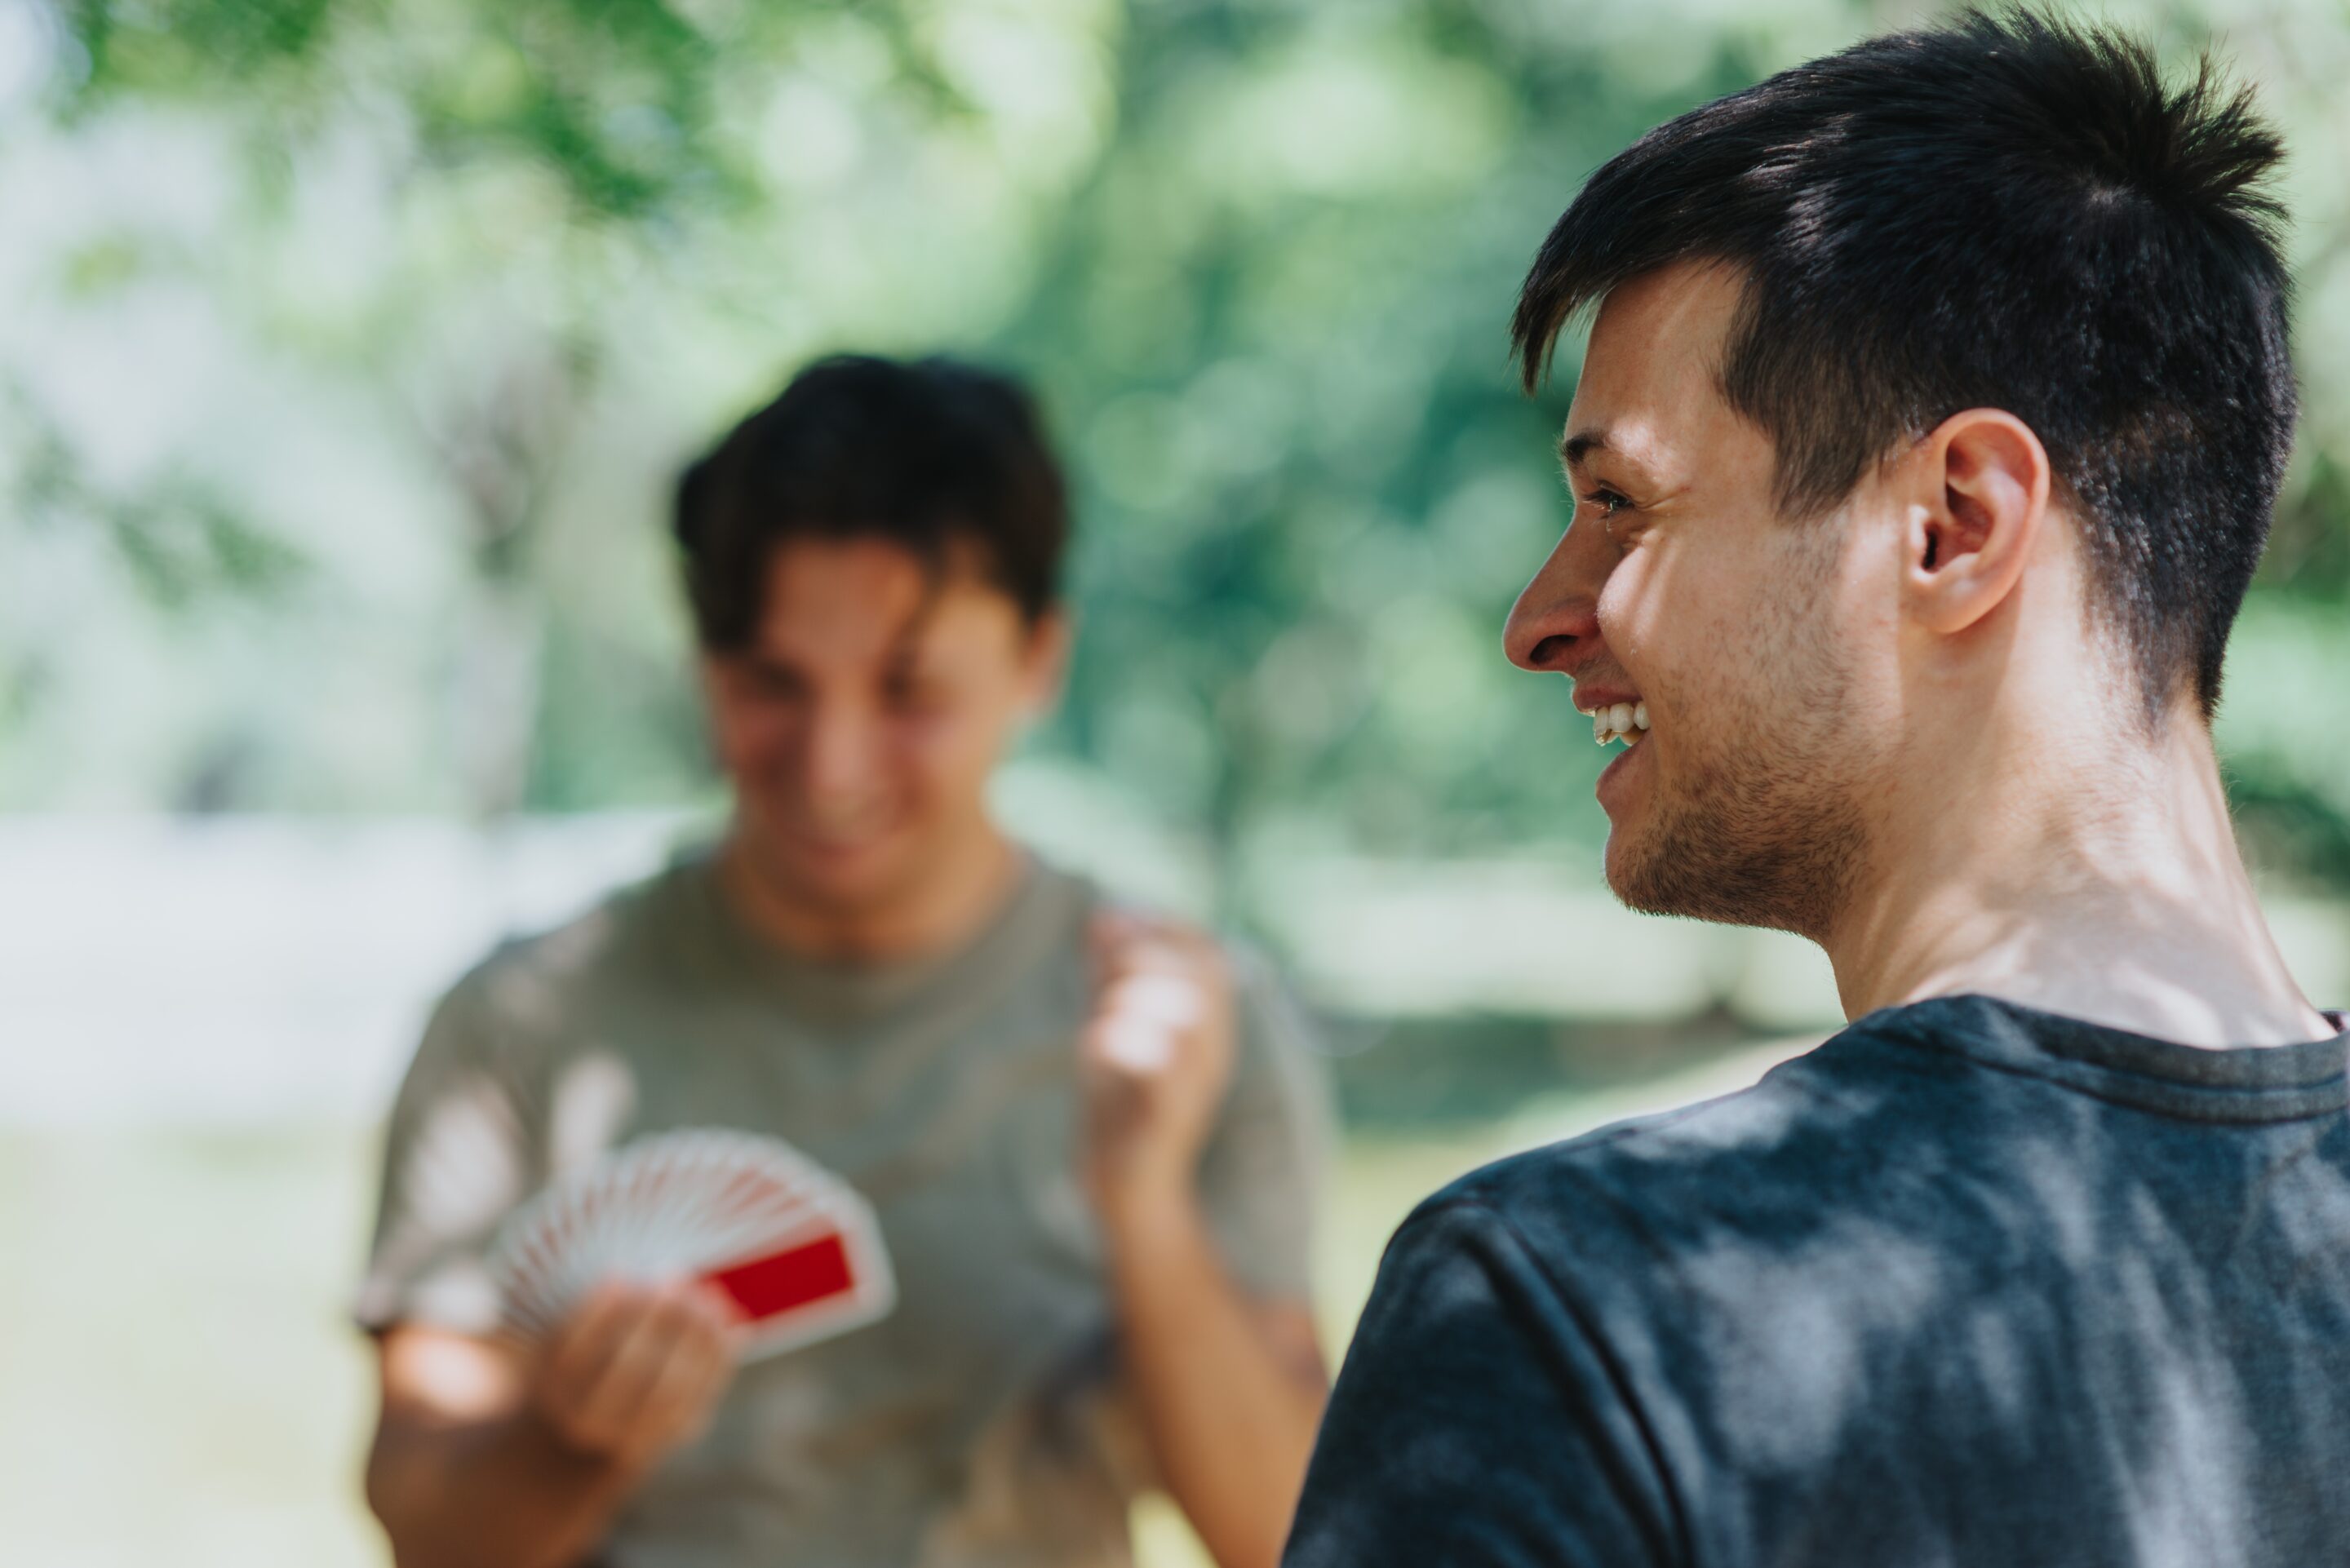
[702,1230,857,1325]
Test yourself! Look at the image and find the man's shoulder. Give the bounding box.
[437,855,705,1034]
[1440,1039,1839,1189]
[1408,1021,1968,1287]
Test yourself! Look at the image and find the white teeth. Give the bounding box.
[1592,699,1650,747]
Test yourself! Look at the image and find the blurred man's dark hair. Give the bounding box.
[674,354,1071,647]
[1511,8,2294,720]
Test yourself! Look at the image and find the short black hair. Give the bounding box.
[1511,8,2295,720]
[673,354,1069,649]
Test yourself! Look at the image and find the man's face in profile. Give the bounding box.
[703,538,1061,916]
[1505,261,1900,937]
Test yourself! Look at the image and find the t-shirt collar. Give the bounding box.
[1852,992,2350,1123]
[680,844,1076,1030]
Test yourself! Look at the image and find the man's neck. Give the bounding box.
[1824,710,2330,1048]
[718,823,1025,967]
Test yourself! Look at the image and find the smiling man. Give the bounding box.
[359,355,1331,1568]
[1284,13,2350,1567]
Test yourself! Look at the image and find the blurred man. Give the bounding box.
[360,355,1331,1568]
[1286,14,2349,1566]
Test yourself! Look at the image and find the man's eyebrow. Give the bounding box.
[1559,429,1608,468]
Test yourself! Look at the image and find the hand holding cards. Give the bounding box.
[488,1129,898,1365]
[532,1278,739,1468]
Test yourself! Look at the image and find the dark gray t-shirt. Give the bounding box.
[1284,994,2350,1568]
[360,851,1330,1568]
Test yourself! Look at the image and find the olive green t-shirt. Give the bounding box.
[357,851,1331,1568]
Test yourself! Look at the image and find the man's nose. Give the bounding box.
[1502,516,1612,675]
[801,700,881,803]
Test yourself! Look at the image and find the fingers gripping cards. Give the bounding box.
[486,1129,897,1361]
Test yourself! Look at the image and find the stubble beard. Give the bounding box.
[1609,733,1869,940]
[1606,554,1875,941]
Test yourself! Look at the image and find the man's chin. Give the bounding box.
[743,829,916,909]
[1602,814,1850,937]
[785,845,911,905]
[1603,813,1722,923]
[1598,799,1664,901]
[1600,829,1656,912]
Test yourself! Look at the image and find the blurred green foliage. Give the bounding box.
[9,0,2350,895]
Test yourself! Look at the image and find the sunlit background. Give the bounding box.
[7,0,2350,1561]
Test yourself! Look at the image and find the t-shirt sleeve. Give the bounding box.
[1282,1198,1681,1568]
[1195,949,1334,1304]
[353,973,545,1336]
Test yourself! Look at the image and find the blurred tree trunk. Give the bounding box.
[423,337,597,818]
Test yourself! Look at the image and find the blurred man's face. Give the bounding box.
[1503,262,1898,937]
[703,538,1061,919]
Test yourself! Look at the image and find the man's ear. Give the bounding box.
[1020,609,1074,717]
[694,651,729,715]
[1904,409,2051,636]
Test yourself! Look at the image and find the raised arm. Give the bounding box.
[1081,914,1331,1568]
[1099,1198,1329,1568]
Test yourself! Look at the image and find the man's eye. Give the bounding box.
[1581,487,1634,517]
[885,677,949,712]
[743,667,804,701]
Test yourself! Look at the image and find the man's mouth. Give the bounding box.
[1576,698,1651,748]
[781,811,898,853]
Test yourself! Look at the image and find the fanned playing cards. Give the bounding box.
[486,1129,897,1361]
